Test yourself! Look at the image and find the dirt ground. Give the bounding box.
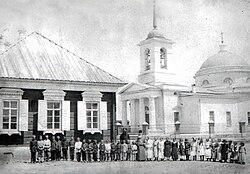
[0,143,249,174]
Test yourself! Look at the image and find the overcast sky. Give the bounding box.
[0,0,250,85]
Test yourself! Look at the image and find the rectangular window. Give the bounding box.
[226,111,232,127]
[47,101,61,130]
[248,112,250,125]
[209,111,215,122]
[86,102,99,129]
[174,112,179,123]
[2,100,18,130]
[107,112,111,130]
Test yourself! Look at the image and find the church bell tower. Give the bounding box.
[138,0,175,86]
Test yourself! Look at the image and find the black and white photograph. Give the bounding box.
[0,0,249,173]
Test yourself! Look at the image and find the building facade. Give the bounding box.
[117,8,250,139]
[0,32,125,145]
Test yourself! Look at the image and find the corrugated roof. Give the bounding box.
[0,32,124,84]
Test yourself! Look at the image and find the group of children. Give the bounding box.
[29,135,247,165]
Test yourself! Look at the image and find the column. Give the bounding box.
[122,100,127,126]
[139,98,145,126]
[130,99,136,131]
[149,97,156,130]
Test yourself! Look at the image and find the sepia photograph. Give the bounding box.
[0,0,249,173]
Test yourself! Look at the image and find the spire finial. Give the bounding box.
[220,32,224,44]
[153,0,157,29]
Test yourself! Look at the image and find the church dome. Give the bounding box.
[195,45,250,77]
[147,29,165,40]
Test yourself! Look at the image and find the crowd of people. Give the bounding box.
[29,131,247,165]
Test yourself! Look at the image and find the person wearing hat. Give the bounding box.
[120,128,130,144]
[184,138,191,161]
[220,139,228,163]
[238,142,246,165]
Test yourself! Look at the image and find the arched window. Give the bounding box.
[223,78,233,85]
[145,49,151,70]
[202,80,209,86]
[160,48,167,69]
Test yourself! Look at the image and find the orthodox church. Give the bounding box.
[117,4,250,139]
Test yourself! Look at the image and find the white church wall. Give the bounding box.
[200,98,238,135]
[237,99,250,133]
[155,96,164,131]
[163,92,178,134]
[180,96,201,134]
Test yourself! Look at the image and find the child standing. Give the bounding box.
[105,140,111,161]
[132,141,138,161]
[127,140,132,161]
[111,141,116,161]
[99,140,106,162]
[121,140,128,161]
[116,141,121,161]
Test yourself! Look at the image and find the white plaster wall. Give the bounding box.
[155,96,164,131]
[200,98,238,135]
[180,97,200,134]
[237,99,250,132]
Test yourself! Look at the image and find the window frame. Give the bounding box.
[145,49,151,70]
[46,100,62,130]
[209,111,215,122]
[247,112,250,126]
[174,112,179,123]
[2,100,19,131]
[160,47,167,69]
[85,101,100,130]
[226,111,232,127]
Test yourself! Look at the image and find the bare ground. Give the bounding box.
[0,143,249,174]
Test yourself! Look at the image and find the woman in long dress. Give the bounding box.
[145,137,153,161]
[198,140,205,161]
[158,138,165,161]
[164,138,172,160]
[204,139,212,161]
[136,130,146,161]
[190,138,197,161]
[238,142,246,165]
[172,138,178,161]
[153,138,159,161]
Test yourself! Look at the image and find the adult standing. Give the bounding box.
[238,142,246,165]
[172,138,178,161]
[136,136,146,161]
[75,137,82,162]
[61,136,69,161]
[220,139,228,163]
[184,139,191,161]
[69,136,75,161]
[37,135,45,163]
[81,139,88,162]
[44,135,51,162]
[30,135,37,163]
[51,136,57,161]
[153,137,159,161]
[204,139,212,161]
[56,136,62,161]
[158,138,165,161]
[164,138,172,160]
[145,137,153,161]
[178,138,185,161]
[190,138,197,161]
[120,128,130,144]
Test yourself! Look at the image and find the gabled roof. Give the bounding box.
[0,32,124,84]
[118,82,159,94]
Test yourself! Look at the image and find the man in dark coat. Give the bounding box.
[30,135,37,163]
[164,138,172,160]
[81,139,88,162]
[61,136,69,161]
[99,140,106,162]
[69,136,75,161]
[221,139,228,163]
[51,136,57,161]
[120,128,130,144]
[93,140,98,162]
[56,136,62,161]
[184,138,191,161]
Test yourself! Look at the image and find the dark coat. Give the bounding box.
[120,133,130,144]
[30,139,37,153]
[164,140,172,157]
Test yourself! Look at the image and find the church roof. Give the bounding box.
[0,32,124,84]
[147,28,166,40]
[195,45,250,77]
